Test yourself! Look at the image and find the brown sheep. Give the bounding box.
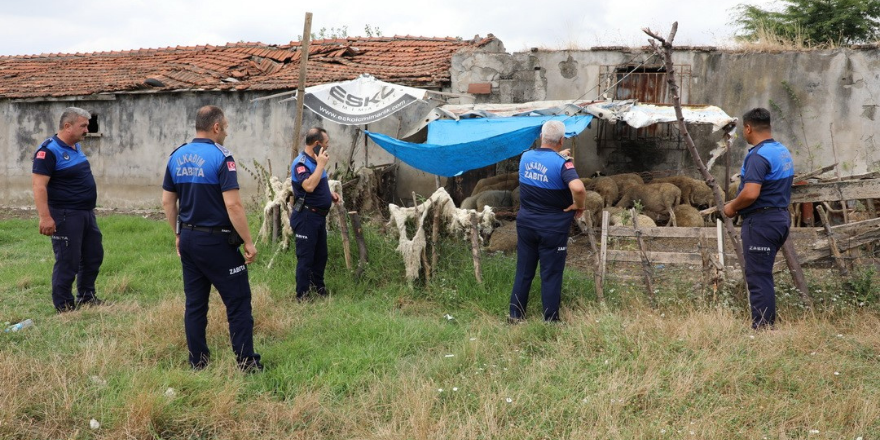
[672,204,705,227]
[474,179,519,197]
[585,176,619,207]
[608,173,644,197]
[616,182,681,226]
[511,186,520,207]
[487,221,518,253]
[652,176,714,208]
[471,171,518,197]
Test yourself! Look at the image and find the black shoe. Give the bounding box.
[56,303,77,314]
[75,296,107,308]
[507,316,525,325]
[239,359,264,374]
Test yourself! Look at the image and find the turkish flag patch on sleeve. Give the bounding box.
[36,151,46,159]
[227,161,236,172]
[564,161,574,170]
[296,165,307,174]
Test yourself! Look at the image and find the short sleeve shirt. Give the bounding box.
[162,138,239,227]
[290,151,332,209]
[516,148,580,233]
[32,135,97,210]
[738,138,794,215]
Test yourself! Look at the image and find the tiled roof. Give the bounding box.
[0,36,497,99]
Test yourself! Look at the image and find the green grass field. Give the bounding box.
[1,214,879,439]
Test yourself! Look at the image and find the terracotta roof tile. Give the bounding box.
[0,36,495,98]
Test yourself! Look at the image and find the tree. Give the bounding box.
[732,0,880,46]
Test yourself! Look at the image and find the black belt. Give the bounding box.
[304,205,330,216]
[181,223,233,234]
[741,207,787,218]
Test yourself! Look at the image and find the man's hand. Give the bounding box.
[559,148,571,158]
[316,147,330,168]
[563,203,583,213]
[331,191,340,203]
[38,215,56,236]
[175,235,180,257]
[722,203,736,218]
[243,243,257,264]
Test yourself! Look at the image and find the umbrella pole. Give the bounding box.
[364,123,369,167]
[291,12,313,164]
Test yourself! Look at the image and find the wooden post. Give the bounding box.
[816,205,849,277]
[431,198,443,281]
[829,123,849,224]
[412,192,430,280]
[271,205,280,242]
[781,239,812,308]
[291,12,313,163]
[335,203,352,270]
[599,210,609,296]
[575,211,604,303]
[631,208,656,307]
[642,23,747,275]
[364,123,369,168]
[350,212,368,280]
[469,212,483,284]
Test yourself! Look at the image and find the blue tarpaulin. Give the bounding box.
[365,114,592,177]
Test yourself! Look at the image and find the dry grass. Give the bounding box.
[1,216,879,438]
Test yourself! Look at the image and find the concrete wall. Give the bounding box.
[1,91,433,208]
[451,47,880,183]
[4,47,879,208]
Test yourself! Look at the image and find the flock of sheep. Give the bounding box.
[460,171,740,228]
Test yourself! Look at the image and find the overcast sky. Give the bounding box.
[2,0,762,56]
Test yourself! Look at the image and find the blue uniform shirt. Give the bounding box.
[162,138,239,227]
[738,138,794,216]
[290,151,332,209]
[517,148,580,234]
[32,135,98,210]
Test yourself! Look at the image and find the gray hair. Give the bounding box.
[59,107,91,130]
[541,120,565,145]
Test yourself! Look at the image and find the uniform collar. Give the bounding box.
[52,134,78,151]
[191,138,215,144]
[301,151,318,164]
[748,138,775,152]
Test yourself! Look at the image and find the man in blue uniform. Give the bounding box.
[162,105,262,372]
[724,108,794,329]
[510,120,587,323]
[32,107,106,313]
[290,127,340,300]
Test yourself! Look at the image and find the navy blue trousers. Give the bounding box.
[179,229,260,368]
[291,210,328,298]
[49,208,103,311]
[510,224,568,321]
[741,209,790,328]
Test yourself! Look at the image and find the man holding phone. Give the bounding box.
[290,127,340,301]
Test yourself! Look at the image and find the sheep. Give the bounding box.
[475,190,515,211]
[474,179,519,196]
[609,210,658,228]
[577,190,605,226]
[511,186,521,207]
[616,182,681,226]
[672,204,705,227]
[652,176,714,208]
[608,173,644,197]
[471,171,519,197]
[460,195,477,210]
[487,221,518,253]
[585,176,619,207]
